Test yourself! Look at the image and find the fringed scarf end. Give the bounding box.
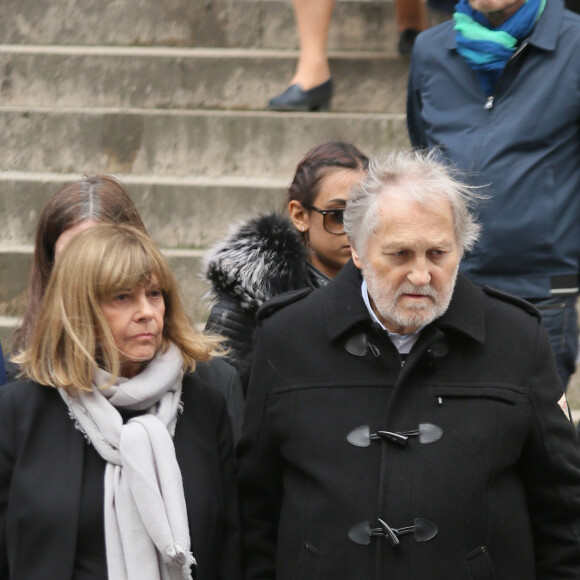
[162,544,196,579]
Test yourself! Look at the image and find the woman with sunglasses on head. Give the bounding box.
[204,141,369,391]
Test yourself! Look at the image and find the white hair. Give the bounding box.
[344,149,484,258]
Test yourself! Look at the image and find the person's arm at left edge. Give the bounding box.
[520,322,580,578]
[0,383,17,576]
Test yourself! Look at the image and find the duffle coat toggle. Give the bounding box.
[347,423,443,447]
[344,332,380,358]
[424,336,450,373]
[348,518,438,547]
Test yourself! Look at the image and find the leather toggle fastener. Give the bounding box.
[425,336,450,372]
[427,337,450,358]
[345,333,380,358]
[347,423,443,447]
[348,518,438,547]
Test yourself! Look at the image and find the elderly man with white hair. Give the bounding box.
[237,150,580,580]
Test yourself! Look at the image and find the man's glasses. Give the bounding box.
[302,202,345,235]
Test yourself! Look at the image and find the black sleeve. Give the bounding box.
[236,327,284,580]
[205,297,257,371]
[406,44,428,150]
[519,322,580,578]
[182,368,244,580]
[2,352,21,384]
[200,358,245,446]
[0,385,16,577]
[0,344,5,385]
[212,382,243,580]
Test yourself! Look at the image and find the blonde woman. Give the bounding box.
[0,224,242,580]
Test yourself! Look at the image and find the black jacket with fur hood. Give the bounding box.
[203,213,329,390]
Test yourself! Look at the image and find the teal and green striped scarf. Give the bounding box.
[454,0,545,95]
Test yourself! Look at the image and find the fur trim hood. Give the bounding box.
[204,213,309,311]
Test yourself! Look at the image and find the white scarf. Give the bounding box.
[59,343,195,580]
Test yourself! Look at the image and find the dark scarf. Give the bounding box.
[454,0,545,95]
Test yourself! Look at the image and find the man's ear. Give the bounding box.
[351,245,363,270]
[288,200,309,234]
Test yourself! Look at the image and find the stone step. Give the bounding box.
[0,171,285,248]
[0,246,209,320]
[0,46,408,114]
[0,317,17,346]
[0,106,409,177]
[1,0,398,51]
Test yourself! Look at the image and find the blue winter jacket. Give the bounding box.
[407,0,580,299]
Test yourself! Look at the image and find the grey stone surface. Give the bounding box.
[0,250,30,320]
[260,1,398,51]
[0,174,284,247]
[0,322,15,347]
[0,47,408,113]
[0,249,211,320]
[1,0,223,47]
[0,0,397,51]
[0,108,409,177]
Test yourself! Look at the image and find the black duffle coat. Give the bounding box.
[237,261,580,580]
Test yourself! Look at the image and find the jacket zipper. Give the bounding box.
[483,41,529,110]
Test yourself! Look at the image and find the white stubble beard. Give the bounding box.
[364,263,459,332]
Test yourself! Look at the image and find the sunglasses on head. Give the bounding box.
[302,202,345,235]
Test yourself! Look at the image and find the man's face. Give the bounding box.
[468,0,526,25]
[351,195,460,335]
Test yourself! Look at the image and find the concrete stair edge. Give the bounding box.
[0,107,410,179]
[0,47,409,114]
[0,248,212,320]
[0,173,289,249]
[0,0,399,51]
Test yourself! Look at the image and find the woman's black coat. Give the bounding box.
[0,358,242,580]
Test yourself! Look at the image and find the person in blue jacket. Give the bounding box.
[407,0,580,391]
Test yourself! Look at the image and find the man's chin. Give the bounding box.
[394,307,438,329]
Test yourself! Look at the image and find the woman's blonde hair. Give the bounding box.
[15,224,223,393]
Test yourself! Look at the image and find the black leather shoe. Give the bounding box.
[398,29,420,56]
[267,78,333,111]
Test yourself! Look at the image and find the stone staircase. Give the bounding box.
[0,0,410,342]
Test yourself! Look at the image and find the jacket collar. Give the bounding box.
[445,0,564,52]
[324,260,486,345]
